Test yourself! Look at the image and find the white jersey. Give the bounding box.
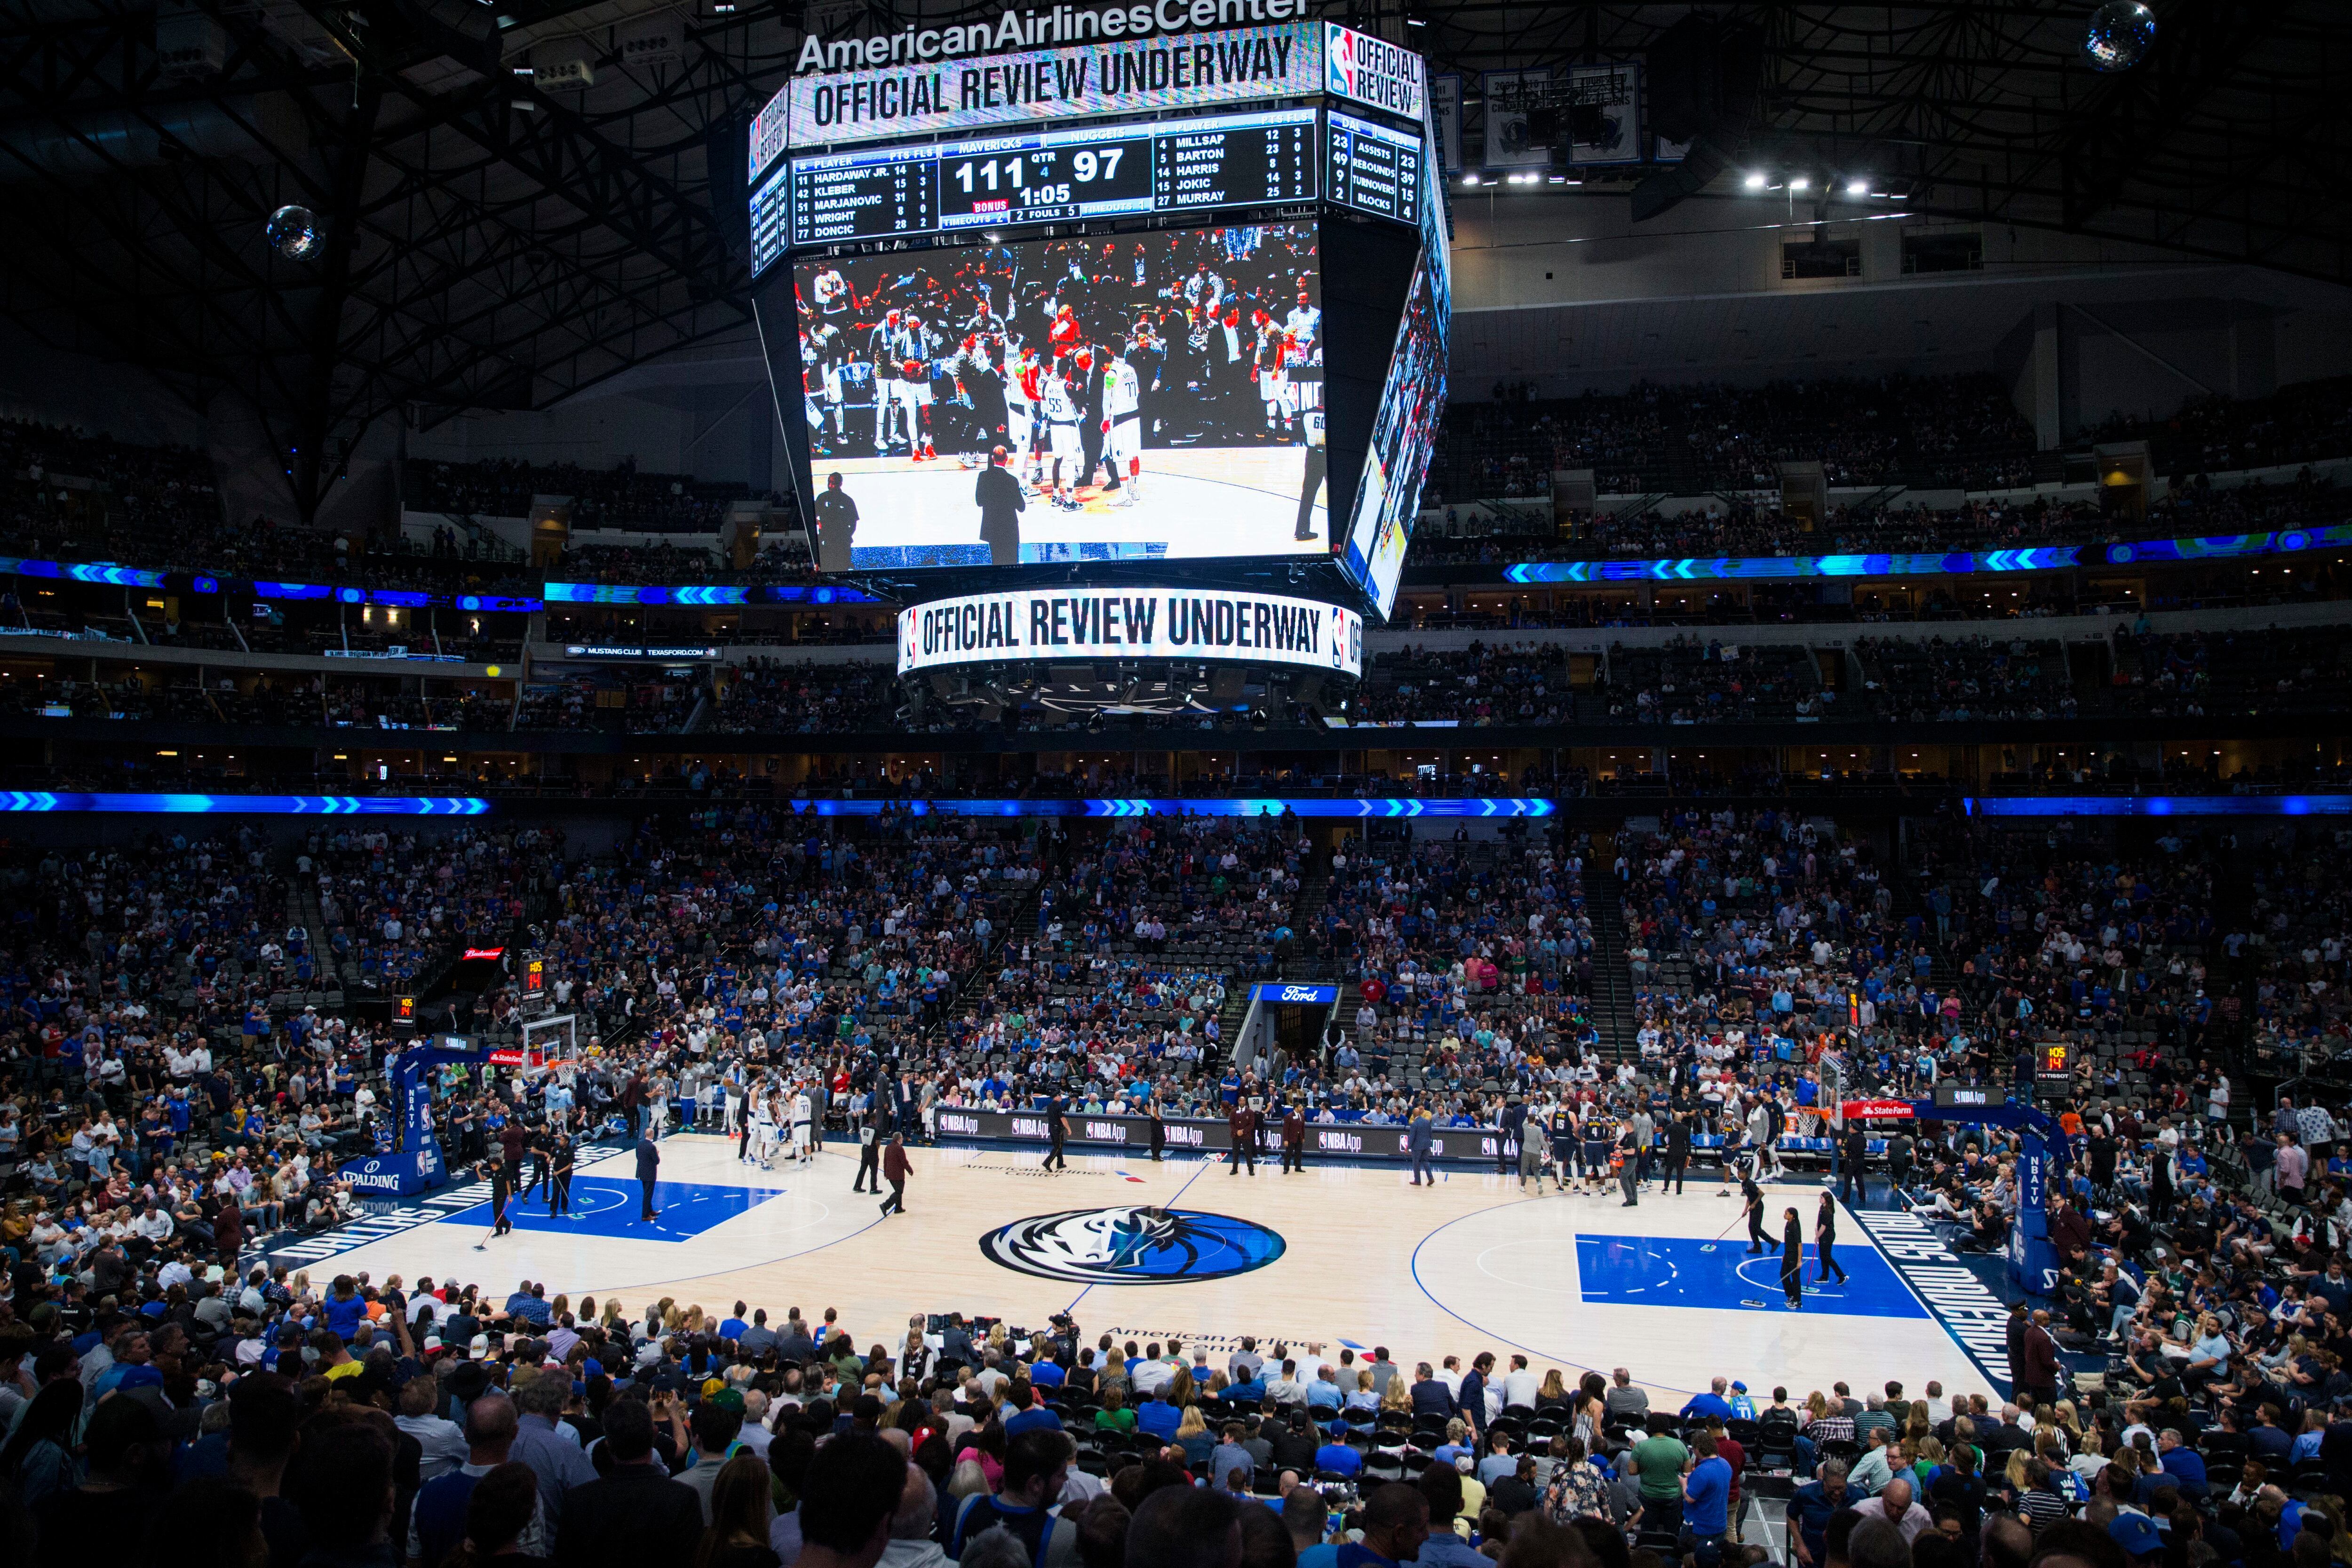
[1041,374,1079,424]
[1284,303,1321,345]
[1106,361,1141,420]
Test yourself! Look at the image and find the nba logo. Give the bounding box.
[1327,26,1354,97]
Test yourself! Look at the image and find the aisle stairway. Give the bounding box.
[1586,835,1640,1060]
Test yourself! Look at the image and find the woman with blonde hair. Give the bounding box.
[550,1293,570,1322]
[1175,1404,1213,1467]
[946,1456,992,1500]
[1381,1375,1413,1414]
[1165,1367,1196,1410]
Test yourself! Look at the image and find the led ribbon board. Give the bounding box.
[764,17,1323,151]
[540,583,880,605]
[787,797,1554,818]
[1965,796,2352,818]
[0,794,491,815]
[1500,523,2352,584]
[0,556,166,588]
[899,586,1362,677]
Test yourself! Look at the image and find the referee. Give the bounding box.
[549,1132,575,1218]
[487,1159,514,1238]
[1743,1171,1771,1255]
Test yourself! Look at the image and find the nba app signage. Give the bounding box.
[900,587,1362,677]
[1324,23,1423,119]
[761,14,1322,155]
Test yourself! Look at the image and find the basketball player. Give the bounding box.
[1293,403,1325,541]
[749,1088,779,1170]
[893,359,929,460]
[1042,356,1083,508]
[791,1082,814,1165]
[835,350,877,452]
[1007,347,1042,486]
[1253,311,1287,435]
[1103,346,1143,505]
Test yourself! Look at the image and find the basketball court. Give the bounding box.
[818,447,1326,567]
[303,1135,2002,1402]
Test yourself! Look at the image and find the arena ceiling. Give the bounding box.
[0,0,2342,517]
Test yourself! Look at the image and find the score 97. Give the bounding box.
[949,145,1128,208]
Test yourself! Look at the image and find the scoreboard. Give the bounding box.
[750,16,1446,622]
[785,107,1318,248]
[1325,108,1424,225]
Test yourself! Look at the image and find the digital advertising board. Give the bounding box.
[763,16,1323,153]
[1340,99,1449,619]
[899,584,1361,677]
[783,105,1317,248]
[791,221,1327,570]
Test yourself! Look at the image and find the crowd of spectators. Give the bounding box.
[1854,638,2078,725]
[404,459,752,534]
[1425,374,2040,508]
[1597,641,1825,725]
[2108,629,2347,718]
[8,798,2352,1568]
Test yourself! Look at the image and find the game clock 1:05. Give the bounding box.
[940,136,1152,222]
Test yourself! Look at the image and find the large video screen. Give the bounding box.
[789,222,1328,570]
[1342,249,1446,615]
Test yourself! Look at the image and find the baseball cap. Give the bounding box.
[2109,1516,2165,1558]
[469,1334,491,1358]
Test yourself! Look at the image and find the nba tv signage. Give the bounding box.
[1324,23,1423,119]
[899,587,1362,677]
[759,16,1323,155]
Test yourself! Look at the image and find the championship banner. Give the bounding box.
[900,587,1362,677]
[768,18,1323,151]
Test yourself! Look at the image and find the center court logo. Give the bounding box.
[979,1206,1286,1284]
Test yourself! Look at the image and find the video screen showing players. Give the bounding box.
[790,223,1327,570]
[1345,247,1447,619]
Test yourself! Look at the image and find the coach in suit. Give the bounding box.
[961,347,1009,457]
[635,1134,660,1222]
[1074,350,1108,485]
[975,446,1026,566]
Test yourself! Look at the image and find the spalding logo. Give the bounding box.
[978,1206,1285,1285]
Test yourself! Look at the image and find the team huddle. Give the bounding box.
[738,1075,824,1170]
[795,224,1324,517]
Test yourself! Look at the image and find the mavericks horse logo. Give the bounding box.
[979,1207,1285,1284]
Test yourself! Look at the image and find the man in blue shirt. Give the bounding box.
[1788,1462,1852,1568]
[1136,1392,1183,1442]
[2157,1429,2210,1497]
[1313,1433,1362,1476]
[1684,1431,1734,1559]
[1680,1377,1737,1422]
[1307,1365,1344,1413]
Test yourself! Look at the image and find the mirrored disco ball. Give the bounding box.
[2082,0,2157,72]
[266,204,322,261]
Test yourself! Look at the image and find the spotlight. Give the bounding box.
[1462,173,1481,185]
[1742,172,1767,191]
[1789,175,1810,192]
[2083,0,2156,71]
[1845,178,1868,196]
